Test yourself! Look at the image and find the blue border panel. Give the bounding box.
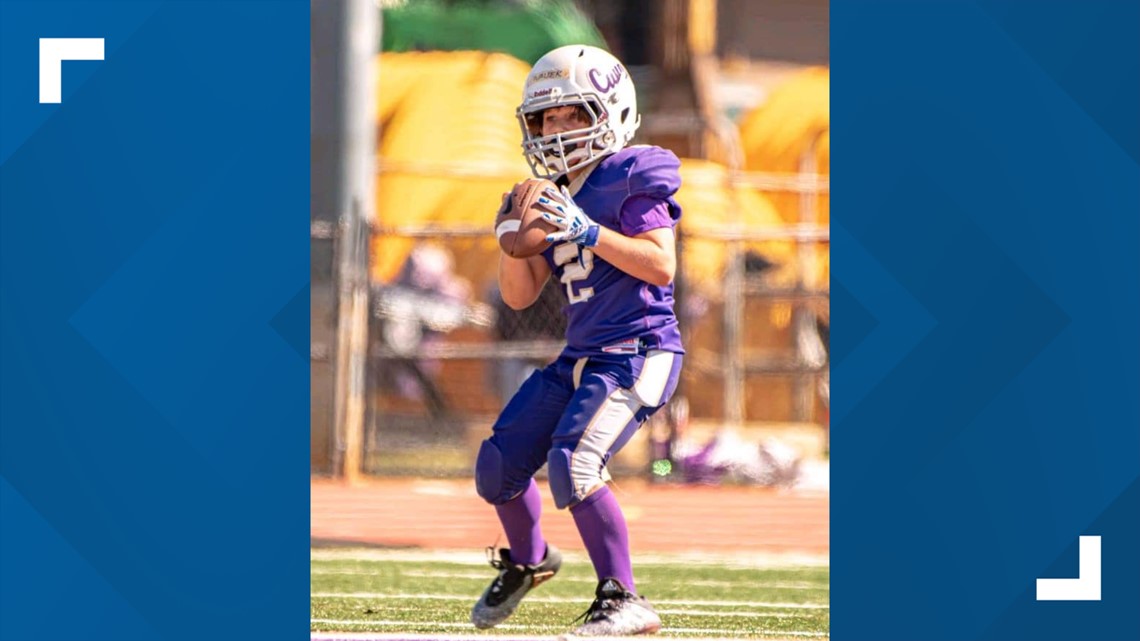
[832,1,1139,640]
[1,2,309,640]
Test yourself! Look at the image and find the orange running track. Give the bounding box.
[312,478,827,556]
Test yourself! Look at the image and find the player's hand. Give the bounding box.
[536,186,600,248]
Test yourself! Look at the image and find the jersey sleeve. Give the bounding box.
[619,196,674,237]
[626,146,682,201]
[619,146,682,236]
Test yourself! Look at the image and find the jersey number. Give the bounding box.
[553,243,594,304]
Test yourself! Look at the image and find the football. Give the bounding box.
[495,178,559,258]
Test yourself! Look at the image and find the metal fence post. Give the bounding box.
[724,170,746,428]
[314,0,378,481]
[792,136,822,422]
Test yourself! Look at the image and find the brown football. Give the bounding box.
[495,178,559,258]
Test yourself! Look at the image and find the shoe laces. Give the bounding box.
[573,583,633,625]
[485,545,507,571]
[484,546,528,604]
[572,596,621,625]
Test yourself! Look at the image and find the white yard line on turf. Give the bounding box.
[312,620,561,631]
[310,593,828,609]
[310,624,828,639]
[667,630,825,638]
[655,609,808,619]
[312,569,825,591]
[310,548,828,569]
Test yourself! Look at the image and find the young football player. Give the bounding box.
[471,44,684,636]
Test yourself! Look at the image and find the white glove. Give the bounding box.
[536,186,600,248]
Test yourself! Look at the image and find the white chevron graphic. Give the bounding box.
[1036,535,1101,601]
[39,38,104,103]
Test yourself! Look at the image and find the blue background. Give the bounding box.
[832,1,1139,640]
[3,0,1138,640]
[0,1,309,640]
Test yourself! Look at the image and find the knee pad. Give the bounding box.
[475,440,508,504]
[547,448,573,509]
[547,447,605,509]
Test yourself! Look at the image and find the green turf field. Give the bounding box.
[312,549,829,639]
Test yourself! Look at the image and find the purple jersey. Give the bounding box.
[541,145,685,358]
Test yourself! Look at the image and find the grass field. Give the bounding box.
[311,549,829,639]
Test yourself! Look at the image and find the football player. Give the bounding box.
[472,44,684,636]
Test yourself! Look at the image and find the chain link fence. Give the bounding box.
[362,149,829,480]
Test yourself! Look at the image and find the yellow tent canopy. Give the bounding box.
[674,159,797,294]
[737,67,830,226]
[372,51,534,284]
[732,67,829,293]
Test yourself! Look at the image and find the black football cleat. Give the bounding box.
[471,544,562,629]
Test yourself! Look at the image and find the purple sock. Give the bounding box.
[570,485,636,593]
[494,478,546,566]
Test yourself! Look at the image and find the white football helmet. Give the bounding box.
[517,45,641,179]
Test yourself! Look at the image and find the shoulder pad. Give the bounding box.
[626,146,682,200]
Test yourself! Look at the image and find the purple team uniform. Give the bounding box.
[476,145,685,511]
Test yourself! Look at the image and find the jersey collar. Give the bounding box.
[563,153,609,197]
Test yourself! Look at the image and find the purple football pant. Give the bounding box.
[474,350,682,591]
[477,350,682,507]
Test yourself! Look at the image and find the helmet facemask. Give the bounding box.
[517,96,616,179]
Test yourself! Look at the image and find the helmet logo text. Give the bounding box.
[528,69,568,85]
[588,64,623,94]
